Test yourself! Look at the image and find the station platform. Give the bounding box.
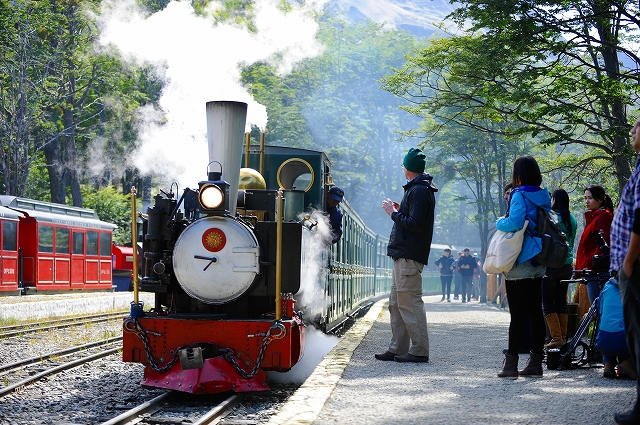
[0,292,155,320]
[268,295,637,425]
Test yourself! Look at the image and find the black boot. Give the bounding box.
[498,353,518,379]
[519,352,543,377]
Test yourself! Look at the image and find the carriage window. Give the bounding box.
[86,231,98,255]
[3,221,17,251]
[100,232,111,256]
[72,232,84,255]
[55,228,70,254]
[38,225,54,253]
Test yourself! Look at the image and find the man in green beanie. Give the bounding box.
[375,147,438,363]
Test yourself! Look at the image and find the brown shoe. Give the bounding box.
[603,361,617,379]
[617,360,638,380]
[374,351,397,361]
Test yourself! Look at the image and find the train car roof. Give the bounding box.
[0,205,23,220]
[0,196,116,230]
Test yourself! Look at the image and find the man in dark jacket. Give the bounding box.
[435,248,455,302]
[326,186,344,244]
[458,248,477,303]
[375,147,437,363]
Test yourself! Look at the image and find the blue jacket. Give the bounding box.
[496,186,552,265]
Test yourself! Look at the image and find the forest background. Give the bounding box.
[1,0,639,266]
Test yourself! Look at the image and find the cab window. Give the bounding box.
[38,225,54,253]
[100,232,111,256]
[56,228,70,254]
[3,221,17,251]
[86,231,98,256]
[72,232,84,255]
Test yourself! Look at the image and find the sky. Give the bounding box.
[98,0,326,189]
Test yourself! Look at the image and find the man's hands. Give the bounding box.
[382,198,399,217]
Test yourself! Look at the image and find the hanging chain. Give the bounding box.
[223,320,287,378]
[124,318,288,378]
[124,318,182,374]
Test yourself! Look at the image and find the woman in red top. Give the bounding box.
[575,184,614,305]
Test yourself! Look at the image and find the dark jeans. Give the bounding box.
[453,273,462,297]
[461,274,473,301]
[506,277,545,356]
[542,264,573,316]
[440,275,453,299]
[619,259,640,410]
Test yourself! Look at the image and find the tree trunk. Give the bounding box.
[44,137,65,204]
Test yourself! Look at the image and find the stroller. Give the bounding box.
[548,269,611,370]
[548,231,611,370]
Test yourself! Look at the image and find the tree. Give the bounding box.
[0,0,57,197]
[437,0,640,193]
[82,185,131,245]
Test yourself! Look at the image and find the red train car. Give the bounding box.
[0,196,117,294]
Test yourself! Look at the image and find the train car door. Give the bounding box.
[98,231,113,287]
[70,230,85,289]
[0,216,20,292]
[85,230,100,285]
[53,227,71,289]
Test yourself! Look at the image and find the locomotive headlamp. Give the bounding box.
[199,184,224,209]
[198,161,231,215]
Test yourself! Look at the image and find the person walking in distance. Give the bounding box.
[375,148,438,363]
[435,248,455,302]
[458,248,477,303]
[453,251,463,300]
[611,116,640,425]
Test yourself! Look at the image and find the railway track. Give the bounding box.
[0,311,127,338]
[100,392,240,425]
[0,340,122,398]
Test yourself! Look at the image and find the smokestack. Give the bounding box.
[205,101,248,216]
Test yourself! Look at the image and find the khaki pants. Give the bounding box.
[388,258,430,357]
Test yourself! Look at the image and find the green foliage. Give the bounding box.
[440,0,640,194]
[23,152,51,201]
[81,186,132,245]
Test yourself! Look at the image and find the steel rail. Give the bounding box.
[0,346,121,398]
[0,336,121,374]
[99,392,172,425]
[0,312,127,338]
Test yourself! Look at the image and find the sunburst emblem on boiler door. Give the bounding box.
[202,228,226,252]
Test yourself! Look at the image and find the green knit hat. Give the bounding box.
[403,148,426,173]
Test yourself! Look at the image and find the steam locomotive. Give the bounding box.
[122,101,393,394]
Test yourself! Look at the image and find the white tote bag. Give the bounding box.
[483,220,529,274]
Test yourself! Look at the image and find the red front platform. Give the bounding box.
[123,315,305,393]
[142,356,269,393]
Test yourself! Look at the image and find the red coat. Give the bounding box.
[575,208,613,270]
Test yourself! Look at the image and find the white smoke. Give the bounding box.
[265,209,338,384]
[296,209,333,320]
[96,0,326,188]
[266,326,339,384]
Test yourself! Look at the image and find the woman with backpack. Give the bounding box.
[542,189,578,349]
[496,156,552,379]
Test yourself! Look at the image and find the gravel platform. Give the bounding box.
[269,295,637,425]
